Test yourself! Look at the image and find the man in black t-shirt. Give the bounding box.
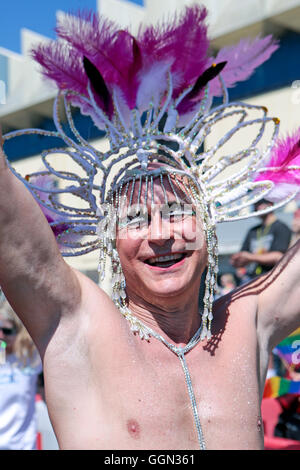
[231,199,292,279]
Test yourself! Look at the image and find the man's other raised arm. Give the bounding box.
[0,137,81,353]
[257,240,300,350]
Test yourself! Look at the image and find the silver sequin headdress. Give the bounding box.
[3,5,300,340]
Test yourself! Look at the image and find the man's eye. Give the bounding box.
[164,207,195,219]
[128,216,146,226]
[168,211,183,220]
[119,211,148,229]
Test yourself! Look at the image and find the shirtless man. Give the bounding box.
[1,140,300,450]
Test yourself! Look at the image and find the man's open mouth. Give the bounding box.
[144,253,186,268]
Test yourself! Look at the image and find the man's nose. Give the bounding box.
[148,210,173,244]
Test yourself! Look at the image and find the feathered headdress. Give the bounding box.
[3,5,300,340]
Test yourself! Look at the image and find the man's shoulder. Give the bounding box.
[73,268,108,297]
[213,281,258,324]
[44,270,121,361]
[74,268,117,317]
[272,219,291,232]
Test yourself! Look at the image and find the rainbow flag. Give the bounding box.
[273,328,300,367]
[263,376,300,399]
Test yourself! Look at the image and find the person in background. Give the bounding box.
[0,297,42,450]
[215,272,237,298]
[231,199,292,279]
[235,267,252,286]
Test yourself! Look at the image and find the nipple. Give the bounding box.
[127,419,141,439]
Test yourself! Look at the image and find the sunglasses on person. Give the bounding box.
[0,326,16,336]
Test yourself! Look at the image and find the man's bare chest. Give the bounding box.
[44,308,264,449]
[79,334,264,449]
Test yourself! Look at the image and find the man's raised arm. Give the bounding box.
[255,240,300,350]
[0,136,81,353]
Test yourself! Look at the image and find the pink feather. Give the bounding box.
[138,5,209,100]
[32,7,279,123]
[209,35,279,96]
[55,10,119,58]
[256,128,300,184]
[55,11,142,109]
[25,174,69,237]
[255,128,300,201]
[25,174,82,246]
[32,41,108,120]
[32,40,88,95]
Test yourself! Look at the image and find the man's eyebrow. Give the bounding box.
[164,201,189,208]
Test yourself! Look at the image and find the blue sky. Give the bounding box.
[0,0,145,54]
[0,0,98,53]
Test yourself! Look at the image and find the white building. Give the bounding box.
[1,0,300,278]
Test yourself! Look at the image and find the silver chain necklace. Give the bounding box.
[124,313,206,450]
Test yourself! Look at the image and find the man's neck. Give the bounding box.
[126,290,201,346]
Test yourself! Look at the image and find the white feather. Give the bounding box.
[112,86,131,128]
[136,62,171,112]
[265,183,300,202]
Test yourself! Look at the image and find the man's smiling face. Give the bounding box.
[115,172,208,303]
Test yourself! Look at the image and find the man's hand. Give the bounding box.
[230,251,253,268]
[231,250,284,269]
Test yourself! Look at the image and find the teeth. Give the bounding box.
[147,254,183,265]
